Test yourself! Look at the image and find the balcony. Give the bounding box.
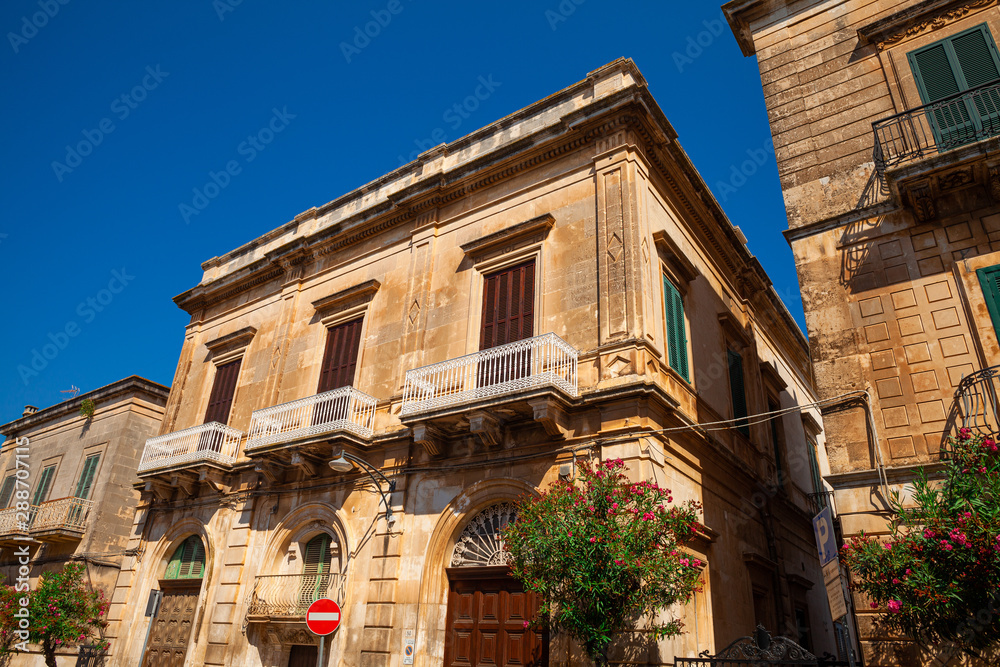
[956,365,1000,437]
[245,387,377,454]
[400,333,579,454]
[0,506,33,546]
[872,79,1000,222]
[245,573,346,623]
[137,422,244,476]
[30,497,93,542]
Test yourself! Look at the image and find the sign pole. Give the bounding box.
[317,635,325,667]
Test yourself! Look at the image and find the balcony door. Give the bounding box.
[479,260,535,389]
[298,533,335,610]
[908,24,1000,149]
[313,318,363,427]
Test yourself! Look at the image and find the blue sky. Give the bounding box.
[0,0,795,423]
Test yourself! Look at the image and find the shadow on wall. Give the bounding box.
[838,214,888,296]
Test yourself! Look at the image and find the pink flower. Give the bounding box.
[679,558,689,566]
[870,602,878,609]
[612,503,618,510]
[924,529,935,539]
[567,531,572,537]
[905,569,912,575]
[892,578,900,584]
[614,559,623,565]
[883,542,893,550]
[589,537,596,543]
[692,558,702,568]
[887,600,902,613]
[523,620,529,628]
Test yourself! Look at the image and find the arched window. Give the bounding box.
[165,536,206,580]
[299,534,336,605]
[450,502,518,567]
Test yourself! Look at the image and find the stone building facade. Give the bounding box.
[723,0,1000,663]
[108,59,838,667]
[0,376,168,665]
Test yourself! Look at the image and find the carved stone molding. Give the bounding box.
[907,181,937,223]
[468,411,504,449]
[170,473,196,497]
[460,214,555,264]
[254,462,281,484]
[144,479,172,502]
[290,452,317,478]
[858,0,995,51]
[411,422,445,458]
[205,326,257,355]
[988,163,1000,201]
[311,279,381,320]
[527,397,568,438]
[199,469,230,494]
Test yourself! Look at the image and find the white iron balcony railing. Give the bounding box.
[137,422,244,474]
[246,572,347,619]
[0,506,34,537]
[30,497,94,534]
[245,387,377,452]
[401,332,578,416]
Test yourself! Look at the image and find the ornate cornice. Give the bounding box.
[858,0,995,51]
[460,213,555,260]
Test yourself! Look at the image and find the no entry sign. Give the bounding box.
[306,599,342,636]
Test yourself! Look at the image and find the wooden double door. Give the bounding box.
[444,568,547,667]
[142,581,201,667]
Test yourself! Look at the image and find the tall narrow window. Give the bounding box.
[204,359,242,425]
[768,400,785,488]
[165,536,206,580]
[807,439,824,499]
[728,350,749,437]
[31,465,55,506]
[908,25,1000,147]
[74,454,100,500]
[662,274,689,381]
[480,260,535,351]
[300,534,335,605]
[0,476,15,508]
[317,318,364,393]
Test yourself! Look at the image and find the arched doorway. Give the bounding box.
[443,503,547,666]
[143,535,205,667]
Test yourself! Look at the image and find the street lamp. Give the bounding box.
[328,451,396,526]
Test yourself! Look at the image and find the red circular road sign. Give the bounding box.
[306,599,342,636]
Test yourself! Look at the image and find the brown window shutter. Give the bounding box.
[318,319,363,393]
[480,260,535,351]
[204,359,242,425]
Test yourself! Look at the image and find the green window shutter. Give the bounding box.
[166,536,206,580]
[31,466,55,506]
[807,440,823,498]
[768,400,784,488]
[301,534,334,604]
[0,477,15,508]
[303,534,332,575]
[977,264,1000,340]
[909,25,1000,146]
[662,274,690,382]
[728,350,749,437]
[74,454,100,500]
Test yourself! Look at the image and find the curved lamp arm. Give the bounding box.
[329,451,396,525]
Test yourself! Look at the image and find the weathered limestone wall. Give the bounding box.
[0,377,167,667]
